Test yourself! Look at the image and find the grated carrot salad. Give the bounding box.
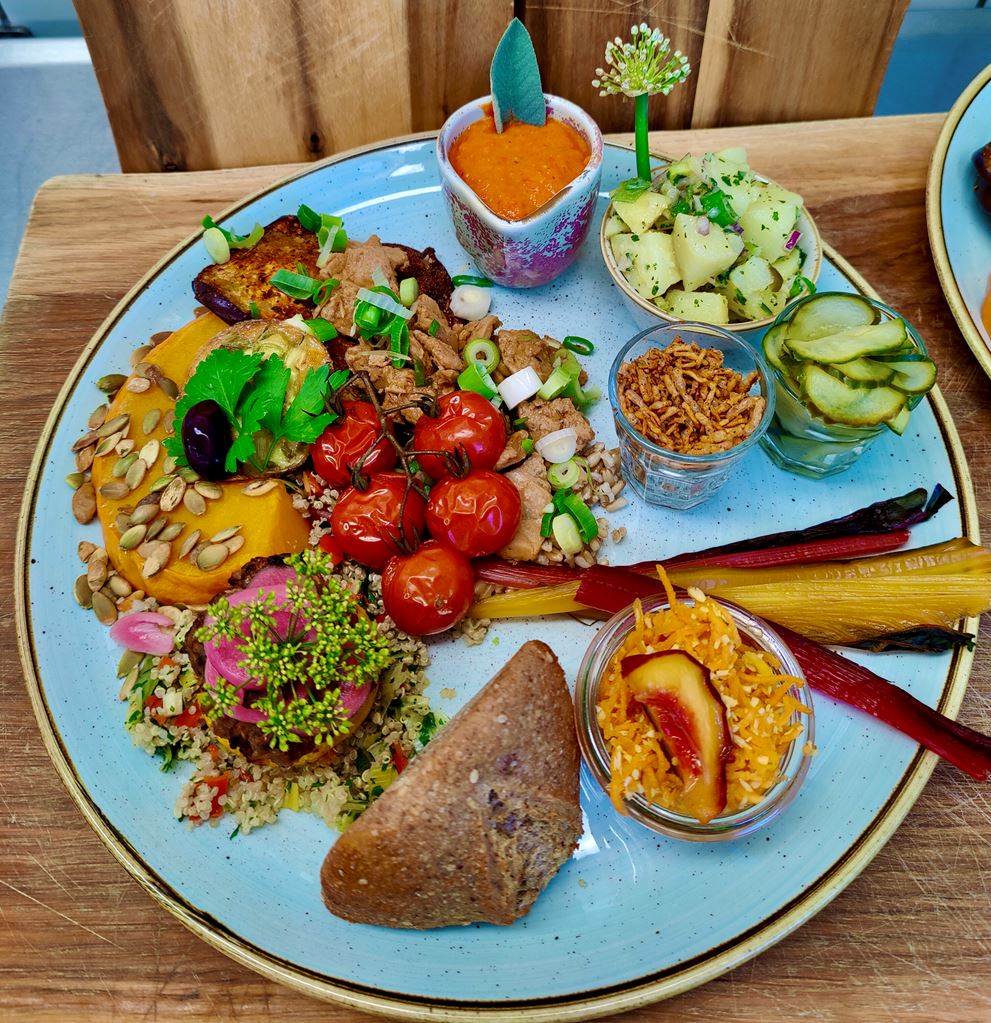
[596,568,810,821]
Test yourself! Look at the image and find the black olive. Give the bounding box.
[182,399,233,480]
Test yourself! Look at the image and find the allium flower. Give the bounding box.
[592,24,691,100]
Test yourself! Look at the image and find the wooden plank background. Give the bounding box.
[0,114,988,1021]
[75,0,909,171]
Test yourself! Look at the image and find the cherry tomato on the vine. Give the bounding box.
[413,390,507,479]
[426,469,522,558]
[381,541,475,636]
[330,472,426,571]
[312,400,396,488]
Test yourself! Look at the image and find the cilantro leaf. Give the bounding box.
[280,365,335,443]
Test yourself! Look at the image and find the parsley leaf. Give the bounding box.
[280,365,335,443]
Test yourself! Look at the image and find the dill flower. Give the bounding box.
[197,549,392,752]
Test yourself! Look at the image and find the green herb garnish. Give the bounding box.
[270,268,338,304]
[201,215,264,250]
[198,550,392,753]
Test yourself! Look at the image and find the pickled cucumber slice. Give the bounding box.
[762,323,792,375]
[785,318,908,364]
[884,406,911,435]
[800,364,906,427]
[787,293,878,340]
[836,358,895,385]
[887,358,937,394]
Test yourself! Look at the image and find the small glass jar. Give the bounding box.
[574,595,815,842]
[759,293,929,479]
[608,322,775,510]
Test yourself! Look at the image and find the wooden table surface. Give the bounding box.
[1,114,989,1022]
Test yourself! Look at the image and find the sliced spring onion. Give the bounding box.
[371,267,390,289]
[354,302,382,334]
[458,361,498,399]
[463,338,500,370]
[249,301,260,319]
[450,284,492,321]
[552,514,583,556]
[547,458,582,490]
[203,227,230,264]
[316,224,347,268]
[497,366,542,408]
[534,427,577,464]
[428,319,440,337]
[537,366,572,400]
[201,216,263,250]
[789,275,817,298]
[563,335,595,355]
[413,357,426,387]
[557,491,598,544]
[399,277,420,307]
[521,437,534,455]
[451,274,494,287]
[312,278,339,305]
[540,509,555,538]
[303,318,338,342]
[270,268,321,299]
[389,320,410,369]
[296,204,323,232]
[355,287,414,321]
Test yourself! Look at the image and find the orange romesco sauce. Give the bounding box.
[449,109,590,221]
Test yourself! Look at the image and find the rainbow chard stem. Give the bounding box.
[593,24,692,187]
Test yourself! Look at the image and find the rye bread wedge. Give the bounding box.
[320,640,581,928]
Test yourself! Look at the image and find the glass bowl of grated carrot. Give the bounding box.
[574,581,815,841]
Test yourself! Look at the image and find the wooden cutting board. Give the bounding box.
[0,113,988,1022]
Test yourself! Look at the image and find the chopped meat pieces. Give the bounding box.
[498,456,553,562]
[412,294,458,349]
[316,236,407,336]
[495,329,559,382]
[494,430,530,471]
[456,315,501,353]
[517,397,594,450]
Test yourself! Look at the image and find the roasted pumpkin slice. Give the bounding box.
[92,314,311,606]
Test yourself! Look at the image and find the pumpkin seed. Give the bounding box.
[183,489,207,516]
[94,433,123,457]
[194,480,223,500]
[119,524,147,550]
[145,515,168,540]
[142,552,167,578]
[113,511,131,533]
[75,446,95,472]
[139,439,160,467]
[96,374,127,394]
[97,413,129,438]
[99,481,131,500]
[159,476,186,512]
[130,345,152,367]
[86,550,109,591]
[125,458,148,490]
[142,408,163,435]
[115,438,135,456]
[119,666,139,700]
[225,534,246,556]
[178,466,201,483]
[162,455,177,474]
[157,376,179,400]
[73,574,93,608]
[88,405,108,430]
[242,479,277,497]
[128,503,159,526]
[150,330,171,346]
[210,525,242,543]
[158,605,183,624]
[137,539,170,561]
[126,376,151,394]
[138,361,160,382]
[117,648,142,677]
[91,590,118,625]
[149,474,174,493]
[108,574,133,598]
[72,431,98,453]
[111,452,138,478]
[65,472,85,490]
[72,483,97,524]
[77,540,97,562]
[196,543,230,571]
[179,530,201,559]
[159,522,184,542]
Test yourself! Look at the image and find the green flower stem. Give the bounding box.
[635,92,651,183]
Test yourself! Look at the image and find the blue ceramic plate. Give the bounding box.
[927,63,991,378]
[16,138,978,1020]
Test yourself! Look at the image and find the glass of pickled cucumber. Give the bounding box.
[758,292,936,478]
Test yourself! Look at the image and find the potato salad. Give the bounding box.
[605,149,814,325]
